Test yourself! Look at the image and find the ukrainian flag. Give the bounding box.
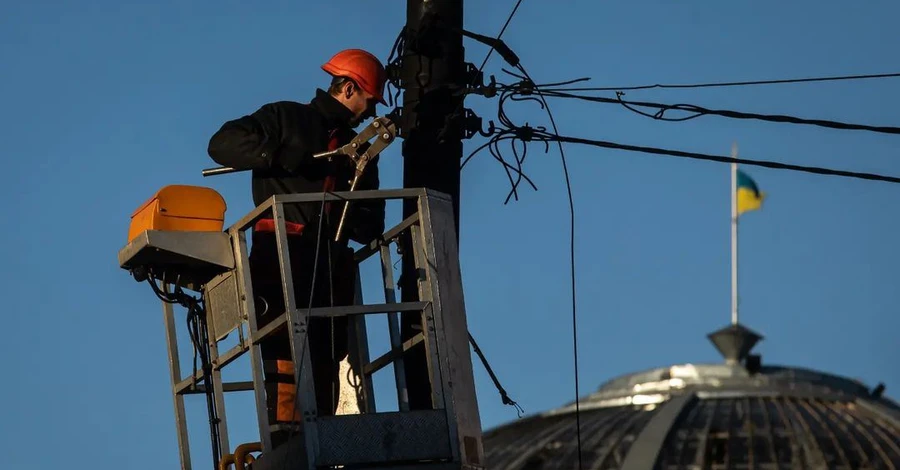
[736,169,765,215]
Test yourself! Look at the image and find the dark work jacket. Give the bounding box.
[207,89,385,245]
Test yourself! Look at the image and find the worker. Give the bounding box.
[206,48,388,447]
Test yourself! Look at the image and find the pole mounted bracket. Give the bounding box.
[421,13,521,68]
[437,108,489,143]
[456,63,498,98]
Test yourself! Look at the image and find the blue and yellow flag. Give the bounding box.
[736,169,765,215]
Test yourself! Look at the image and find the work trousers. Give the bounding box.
[248,230,354,446]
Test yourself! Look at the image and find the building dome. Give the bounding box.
[483,323,900,469]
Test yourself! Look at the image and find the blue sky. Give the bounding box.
[2,0,899,468]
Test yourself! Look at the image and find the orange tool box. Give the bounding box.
[128,185,227,242]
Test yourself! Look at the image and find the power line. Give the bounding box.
[532,89,900,135]
[521,129,900,184]
[538,71,900,92]
[510,63,585,470]
[475,0,525,74]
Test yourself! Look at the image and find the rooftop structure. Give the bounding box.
[483,322,900,469]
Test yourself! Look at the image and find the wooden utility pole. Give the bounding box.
[399,0,466,409]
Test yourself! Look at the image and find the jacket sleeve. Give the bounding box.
[207,102,290,171]
[348,156,386,244]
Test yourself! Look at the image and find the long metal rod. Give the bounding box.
[363,332,425,376]
[274,189,427,204]
[731,147,739,325]
[231,229,273,452]
[207,339,231,457]
[304,301,430,318]
[271,201,319,468]
[229,189,429,233]
[180,382,255,394]
[213,338,251,371]
[349,266,377,413]
[353,213,420,263]
[202,166,241,177]
[381,244,411,411]
[162,297,193,470]
[410,222,443,410]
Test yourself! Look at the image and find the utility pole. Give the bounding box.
[399,0,466,410]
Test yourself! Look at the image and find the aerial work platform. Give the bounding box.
[118,187,484,470]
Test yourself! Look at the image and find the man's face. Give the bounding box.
[341,82,379,128]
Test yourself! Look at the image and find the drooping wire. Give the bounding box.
[147,275,222,470]
[383,27,407,109]
[469,332,524,417]
[508,62,584,470]
[537,71,900,92]
[460,75,547,202]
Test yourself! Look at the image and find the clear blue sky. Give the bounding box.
[2,1,898,468]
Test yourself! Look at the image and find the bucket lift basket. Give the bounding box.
[118,188,484,470]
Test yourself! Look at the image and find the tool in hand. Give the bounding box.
[312,116,398,241]
[200,116,398,241]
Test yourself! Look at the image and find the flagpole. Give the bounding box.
[731,145,739,326]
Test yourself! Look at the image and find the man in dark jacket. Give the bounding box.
[206,49,388,445]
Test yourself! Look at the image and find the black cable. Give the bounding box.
[512,63,584,470]
[459,84,544,203]
[539,71,900,92]
[534,89,900,136]
[516,128,900,184]
[384,27,407,109]
[474,0,525,75]
[468,332,524,417]
[147,277,221,469]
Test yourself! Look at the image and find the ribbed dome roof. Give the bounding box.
[483,324,900,470]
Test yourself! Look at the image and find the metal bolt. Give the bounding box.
[373,121,380,128]
[383,133,391,140]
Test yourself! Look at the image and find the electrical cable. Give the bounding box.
[474,0,525,75]
[537,71,900,92]
[529,88,900,135]
[460,81,545,202]
[471,120,900,184]
[510,62,585,470]
[468,332,524,417]
[470,73,900,184]
[384,27,407,109]
[537,132,900,184]
[146,276,222,470]
[463,74,900,470]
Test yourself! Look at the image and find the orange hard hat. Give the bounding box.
[321,49,387,105]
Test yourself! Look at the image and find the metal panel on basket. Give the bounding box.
[206,271,242,342]
[317,410,453,466]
